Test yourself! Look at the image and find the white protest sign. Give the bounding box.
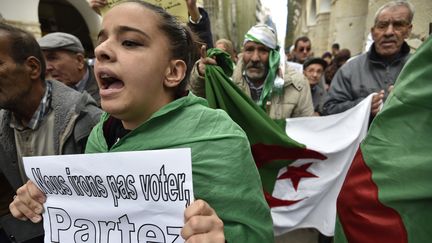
[23,148,193,243]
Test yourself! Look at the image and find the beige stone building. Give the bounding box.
[0,0,100,57]
[202,0,258,52]
[1,0,429,58]
[0,0,257,56]
[292,0,432,57]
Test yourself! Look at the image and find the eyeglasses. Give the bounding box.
[375,20,410,31]
[299,47,311,52]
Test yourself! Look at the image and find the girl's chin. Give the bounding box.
[101,100,128,117]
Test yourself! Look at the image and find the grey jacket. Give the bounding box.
[311,83,327,114]
[84,65,101,107]
[0,80,102,243]
[321,42,410,115]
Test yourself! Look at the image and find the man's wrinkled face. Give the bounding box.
[371,6,412,58]
[43,50,85,86]
[242,41,270,85]
[303,63,324,87]
[0,32,32,110]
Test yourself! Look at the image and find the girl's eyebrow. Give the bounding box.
[117,25,151,40]
[97,25,151,41]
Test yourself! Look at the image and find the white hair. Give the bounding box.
[374,1,415,24]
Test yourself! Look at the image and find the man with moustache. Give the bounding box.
[322,1,414,117]
[0,23,101,243]
[191,24,313,119]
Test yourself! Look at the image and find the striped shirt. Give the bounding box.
[9,81,53,130]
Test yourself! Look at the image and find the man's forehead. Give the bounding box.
[298,41,311,46]
[0,33,13,56]
[42,49,58,55]
[42,49,75,56]
[244,41,270,50]
[306,63,324,70]
[0,31,12,45]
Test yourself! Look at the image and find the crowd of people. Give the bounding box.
[0,0,424,242]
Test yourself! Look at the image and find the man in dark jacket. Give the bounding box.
[38,32,101,106]
[303,57,328,115]
[322,1,414,116]
[0,23,102,243]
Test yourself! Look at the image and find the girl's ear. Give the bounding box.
[164,59,186,88]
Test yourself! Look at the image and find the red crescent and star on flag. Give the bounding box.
[252,143,327,208]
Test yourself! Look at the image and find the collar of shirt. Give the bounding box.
[74,67,89,92]
[243,71,264,102]
[243,71,264,91]
[369,42,410,65]
[10,80,53,131]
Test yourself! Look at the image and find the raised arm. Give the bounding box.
[188,45,217,97]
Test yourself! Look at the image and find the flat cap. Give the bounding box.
[303,57,328,70]
[38,32,84,53]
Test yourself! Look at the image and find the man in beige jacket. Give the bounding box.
[190,24,314,119]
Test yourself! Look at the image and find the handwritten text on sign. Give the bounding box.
[23,148,193,243]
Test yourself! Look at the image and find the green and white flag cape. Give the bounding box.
[204,48,371,236]
[335,36,432,243]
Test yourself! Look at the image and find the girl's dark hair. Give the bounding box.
[121,1,200,98]
[0,23,46,80]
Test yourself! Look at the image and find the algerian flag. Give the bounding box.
[203,48,371,236]
[335,36,432,243]
[205,48,321,203]
[272,95,371,236]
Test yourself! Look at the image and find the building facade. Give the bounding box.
[203,0,258,52]
[291,0,432,57]
[0,0,100,57]
[1,0,429,58]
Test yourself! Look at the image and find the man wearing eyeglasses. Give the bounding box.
[292,36,313,64]
[322,0,413,116]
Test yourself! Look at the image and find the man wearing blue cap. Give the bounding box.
[38,32,100,106]
[190,24,313,119]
